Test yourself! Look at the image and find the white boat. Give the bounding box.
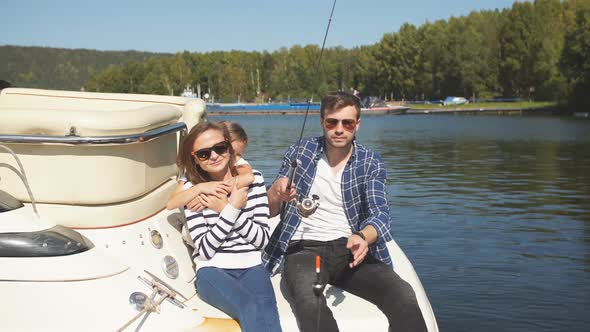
[0,88,438,331]
[442,96,469,106]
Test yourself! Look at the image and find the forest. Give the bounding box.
[1,0,588,109]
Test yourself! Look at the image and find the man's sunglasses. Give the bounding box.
[324,118,357,131]
[191,142,229,161]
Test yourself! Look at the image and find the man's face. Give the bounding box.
[321,105,360,150]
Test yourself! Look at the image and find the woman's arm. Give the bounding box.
[232,171,270,249]
[188,180,249,261]
[191,164,253,212]
[188,203,242,261]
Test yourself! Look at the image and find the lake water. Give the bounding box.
[210,114,590,332]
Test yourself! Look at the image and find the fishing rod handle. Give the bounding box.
[286,159,298,190]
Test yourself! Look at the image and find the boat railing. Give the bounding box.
[0,123,187,146]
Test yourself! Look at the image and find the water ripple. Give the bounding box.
[210,114,590,332]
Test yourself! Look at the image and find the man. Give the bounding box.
[263,91,427,332]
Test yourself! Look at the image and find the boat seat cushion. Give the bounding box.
[0,88,195,204]
[0,104,181,137]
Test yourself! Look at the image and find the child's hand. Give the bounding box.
[235,164,255,188]
[228,178,248,209]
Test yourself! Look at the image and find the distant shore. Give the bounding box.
[207,101,564,116]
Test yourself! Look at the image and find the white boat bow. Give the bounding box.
[0,88,437,331]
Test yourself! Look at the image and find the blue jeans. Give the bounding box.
[196,264,282,332]
[283,238,427,332]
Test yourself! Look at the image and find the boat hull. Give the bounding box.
[0,88,436,332]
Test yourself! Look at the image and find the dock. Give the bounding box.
[207,106,409,116]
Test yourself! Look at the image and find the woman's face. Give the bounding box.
[192,129,229,175]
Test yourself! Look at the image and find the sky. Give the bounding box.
[1,0,521,54]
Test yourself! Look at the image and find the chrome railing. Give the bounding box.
[0,122,187,146]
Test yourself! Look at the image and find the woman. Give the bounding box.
[168,122,281,332]
[168,121,254,213]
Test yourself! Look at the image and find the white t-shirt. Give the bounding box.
[292,153,352,241]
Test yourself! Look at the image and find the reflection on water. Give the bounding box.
[210,114,590,332]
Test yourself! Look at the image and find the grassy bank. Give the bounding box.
[408,101,556,110]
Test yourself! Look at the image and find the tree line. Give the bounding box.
[2,0,589,110]
[0,46,167,91]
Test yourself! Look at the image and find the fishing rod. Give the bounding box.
[279,0,337,221]
[278,3,336,330]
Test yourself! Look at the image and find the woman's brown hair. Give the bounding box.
[177,122,237,185]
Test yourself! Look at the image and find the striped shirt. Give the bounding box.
[185,170,270,270]
[262,136,394,272]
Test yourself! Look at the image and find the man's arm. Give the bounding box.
[347,155,392,268]
[268,144,298,217]
[347,224,378,268]
[359,156,393,242]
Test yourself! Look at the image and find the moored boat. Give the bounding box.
[361,96,409,114]
[0,88,437,331]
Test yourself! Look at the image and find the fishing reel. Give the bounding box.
[297,194,320,217]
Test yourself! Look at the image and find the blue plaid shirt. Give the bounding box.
[262,136,393,272]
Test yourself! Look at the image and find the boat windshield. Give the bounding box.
[0,225,93,257]
[361,96,388,108]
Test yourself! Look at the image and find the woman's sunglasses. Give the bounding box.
[191,141,229,161]
[324,118,357,131]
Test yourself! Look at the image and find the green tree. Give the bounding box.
[375,23,420,100]
[560,2,590,110]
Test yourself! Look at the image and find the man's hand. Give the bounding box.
[346,233,369,268]
[268,177,298,217]
[273,177,297,202]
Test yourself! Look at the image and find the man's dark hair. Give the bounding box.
[320,91,361,119]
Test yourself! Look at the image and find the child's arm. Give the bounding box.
[235,163,255,189]
[193,164,254,213]
[166,182,200,210]
[166,180,231,210]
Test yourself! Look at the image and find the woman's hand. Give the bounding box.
[228,178,248,209]
[197,192,228,213]
[196,180,232,196]
[186,195,205,212]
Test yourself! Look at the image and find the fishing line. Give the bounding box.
[279,0,337,221]
[277,3,336,331]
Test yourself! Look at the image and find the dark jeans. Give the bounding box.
[196,265,282,332]
[283,238,427,332]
